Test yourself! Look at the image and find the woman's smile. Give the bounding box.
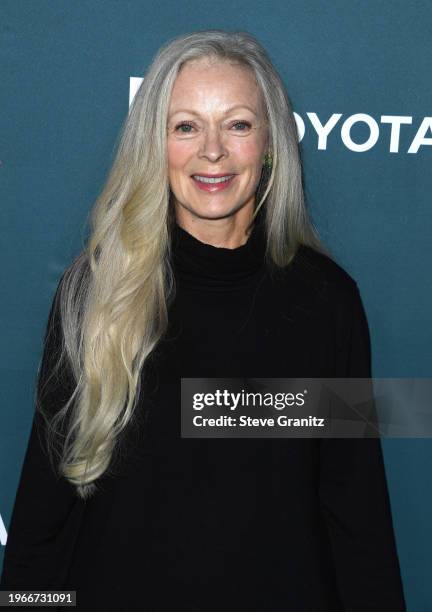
[191,173,237,192]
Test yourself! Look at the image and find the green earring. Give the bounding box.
[263,152,273,169]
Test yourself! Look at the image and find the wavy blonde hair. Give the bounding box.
[38,29,328,499]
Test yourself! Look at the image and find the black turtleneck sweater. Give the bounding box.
[0,217,406,611]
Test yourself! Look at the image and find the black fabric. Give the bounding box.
[0,217,406,611]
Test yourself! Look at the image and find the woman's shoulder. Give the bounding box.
[292,244,359,296]
[270,244,364,320]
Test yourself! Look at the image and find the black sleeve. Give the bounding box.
[0,277,86,591]
[318,284,406,611]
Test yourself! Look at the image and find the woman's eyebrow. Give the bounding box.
[168,104,258,119]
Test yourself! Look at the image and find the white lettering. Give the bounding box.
[381,115,413,153]
[0,512,7,546]
[341,113,379,152]
[307,112,342,150]
[408,117,432,153]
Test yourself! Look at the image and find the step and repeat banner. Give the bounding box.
[1,1,431,609]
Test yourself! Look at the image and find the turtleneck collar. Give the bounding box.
[171,208,267,291]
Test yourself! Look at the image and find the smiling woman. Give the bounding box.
[166,57,269,246]
[0,29,406,612]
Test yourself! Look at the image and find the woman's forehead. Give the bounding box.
[176,56,255,83]
[170,59,264,115]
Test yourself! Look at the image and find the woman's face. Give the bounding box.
[167,57,269,223]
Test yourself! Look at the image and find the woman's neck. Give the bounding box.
[174,202,256,249]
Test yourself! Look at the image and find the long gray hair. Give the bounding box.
[38,30,328,499]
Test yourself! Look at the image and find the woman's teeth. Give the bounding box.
[192,175,234,184]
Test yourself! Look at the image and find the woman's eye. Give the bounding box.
[175,123,195,133]
[232,121,251,131]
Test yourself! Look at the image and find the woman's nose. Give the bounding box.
[198,125,228,162]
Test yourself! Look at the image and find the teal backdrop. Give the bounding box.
[1,1,431,609]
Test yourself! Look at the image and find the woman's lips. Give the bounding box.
[190,175,236,192]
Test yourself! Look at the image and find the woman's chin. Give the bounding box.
[183,201,240,220]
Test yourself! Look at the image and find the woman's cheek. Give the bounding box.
[232,139,265,164]
[167,140,195,167]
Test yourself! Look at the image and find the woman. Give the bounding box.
[1,30,405,611]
